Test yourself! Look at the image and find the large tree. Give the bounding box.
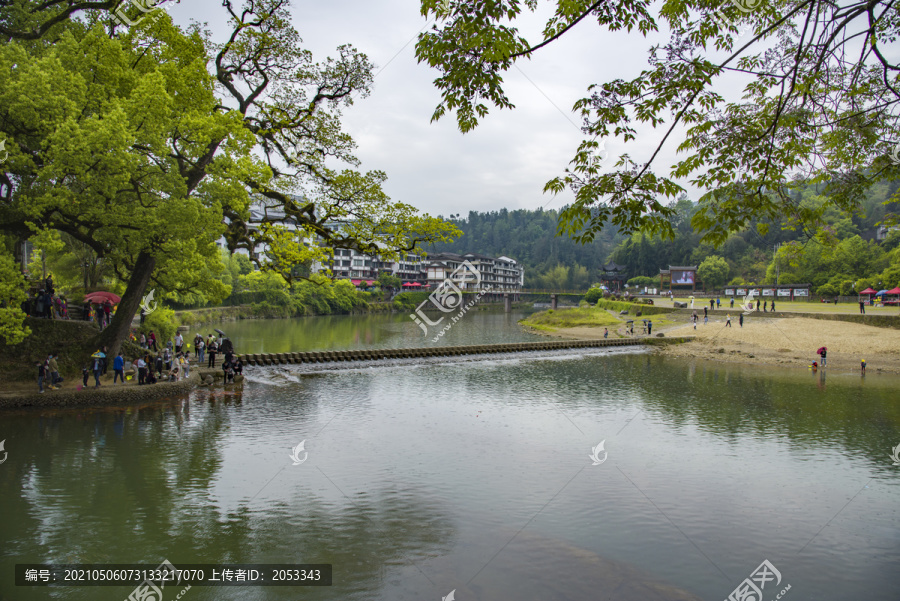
[416,0,900,245]
[0,0,458,353]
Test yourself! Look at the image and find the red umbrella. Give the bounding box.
[859,287,878,295]
[887,287,900,295]
[817,346,827,354]
[84,291,121,304]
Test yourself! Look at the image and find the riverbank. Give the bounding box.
[0,369,201,409]
[542,314,900,373]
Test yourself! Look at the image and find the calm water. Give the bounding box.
[1,313,899,601]
[201,309,543,353]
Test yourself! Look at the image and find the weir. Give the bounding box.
[237,336,694,366]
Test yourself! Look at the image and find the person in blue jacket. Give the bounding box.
[113,352,125,384]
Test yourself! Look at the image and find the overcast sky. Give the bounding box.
[169,0,691,220]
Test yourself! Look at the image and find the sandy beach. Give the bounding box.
[547,315,900,373]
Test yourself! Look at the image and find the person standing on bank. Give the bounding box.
[113,352,125,384]
[207,338,218,368]
[48,353,60,389]
[137,355,148,385]
[817,346,827,367]
[90,349,105,387]
[647,320,652,335]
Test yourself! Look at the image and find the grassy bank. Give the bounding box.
[0,317,144,383]
[520,307,622,331]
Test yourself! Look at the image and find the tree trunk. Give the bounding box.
[95,251,156,357]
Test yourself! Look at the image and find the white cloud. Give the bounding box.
[172,0,702,218]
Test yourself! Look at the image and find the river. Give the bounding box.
[1,310,898,600]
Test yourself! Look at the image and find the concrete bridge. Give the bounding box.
[236,336,694,366]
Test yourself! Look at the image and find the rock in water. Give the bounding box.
[233,374,244,383]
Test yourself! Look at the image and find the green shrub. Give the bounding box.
[595,299,673,316]
[583,287,603,304]
[140,306,177,345]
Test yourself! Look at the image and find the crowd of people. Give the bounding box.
[22,275,70,320]
[35,331,243,393]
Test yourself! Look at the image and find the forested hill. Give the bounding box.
[423,208,625,289]
[426,179,900,291]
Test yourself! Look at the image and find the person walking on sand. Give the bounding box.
[725,314,732,327]
[603,328,609,339]
[704,306,708,318]
[771,300,775,312]
[763,300,767,312]
[817,346,827,367]
[739,313,744,328]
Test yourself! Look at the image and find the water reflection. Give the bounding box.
[1,350,899,600]
[213,309,541,354]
